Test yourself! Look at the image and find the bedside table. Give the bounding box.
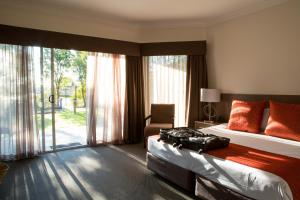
[194,121,220,129]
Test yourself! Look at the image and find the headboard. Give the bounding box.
[216,93,300,122]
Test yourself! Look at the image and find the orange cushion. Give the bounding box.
[265,101,300,141]
[228,100,266,133]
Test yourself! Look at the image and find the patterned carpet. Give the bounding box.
[0,143,195,200]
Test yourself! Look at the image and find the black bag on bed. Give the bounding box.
[158,127,230,153]
[158,127,198,147]
[179,135,230,153]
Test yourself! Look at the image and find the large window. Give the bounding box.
[0,43,127,159]
[0,43,121,160]
[143,56,187,127]
[0,44,89,157]
[0,44,40,159]
[35,48,88,151]
[87,53,126,144]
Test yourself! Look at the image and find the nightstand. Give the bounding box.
[194,121,220,129]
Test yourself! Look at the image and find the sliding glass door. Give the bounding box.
[36,48,87,151]
[53,49,87,149]
[1,43,125,157]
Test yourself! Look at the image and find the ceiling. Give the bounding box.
[2,0,288,27]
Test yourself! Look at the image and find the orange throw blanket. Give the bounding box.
[208,143,300,200]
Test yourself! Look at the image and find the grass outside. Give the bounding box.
[37,108,86,129]
[58,109,86,126]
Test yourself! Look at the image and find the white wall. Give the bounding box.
[206,0,300,95]
[139,0,300,96]
[1,0,299,95]
[0,1,140,42]
[138,26,206,42]
[0,0,206,43]
[0,0,287,44]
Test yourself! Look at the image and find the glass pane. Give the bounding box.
[35,47,54,151]
[43,48,54,151]
[92,54,126,143]
[0,44,42,157]
[53,49,87,149]
[145,55,187,127]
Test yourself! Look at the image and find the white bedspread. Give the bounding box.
[202,124,300,159]
[148,124,299,200]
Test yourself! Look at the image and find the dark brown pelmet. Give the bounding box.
[140,41,206,56]
[0,24,206,56]
[0,24,140,56]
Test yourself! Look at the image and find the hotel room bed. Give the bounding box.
[147,124,300,200]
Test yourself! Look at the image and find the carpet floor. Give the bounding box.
[0,144,195,200]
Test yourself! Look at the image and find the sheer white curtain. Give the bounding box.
[87,53,125,145]
[0,44,40,160]
[143,56,187,127]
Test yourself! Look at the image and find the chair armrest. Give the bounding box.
[144,115,152,122]
[172,116,175,128]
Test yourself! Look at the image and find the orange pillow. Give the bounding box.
[228,100,266,133]
[265,101,300,141]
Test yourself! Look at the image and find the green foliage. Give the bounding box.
[36,113,53,129]
[42,48,51,78]
[60,77,73,88]
[37,109,86,129]
[72,51,87,106]
[70,84,86,107]
[54,49,74,104]
[41,49,87,107]
[41,48,74,104]
[58,109,86,126]
[72,51,87,83]
[54,49,74,70]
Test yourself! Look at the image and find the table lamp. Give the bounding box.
[200,88,220,123]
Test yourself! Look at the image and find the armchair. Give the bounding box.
[144,104,175,147]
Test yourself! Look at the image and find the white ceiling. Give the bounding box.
[2,0,288,27]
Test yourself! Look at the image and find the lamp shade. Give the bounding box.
[200,88,220,102]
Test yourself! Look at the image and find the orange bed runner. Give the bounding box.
[207,143,300,200]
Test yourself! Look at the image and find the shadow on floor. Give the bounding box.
[0,143,195,200]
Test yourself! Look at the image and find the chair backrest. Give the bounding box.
[150,104,175,124]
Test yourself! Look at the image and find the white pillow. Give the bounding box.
[260,108,270,131]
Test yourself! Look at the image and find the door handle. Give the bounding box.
[48,95,54,103]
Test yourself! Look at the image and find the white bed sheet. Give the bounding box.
[148,124,298,200]
[202,124,300,159]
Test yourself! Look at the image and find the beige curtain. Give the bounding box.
[0,44,40,160]
[87,53,125,145]
[143,56,187,127]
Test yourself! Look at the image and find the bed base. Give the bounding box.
[146,152,253,200]
[146,152,195,192]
